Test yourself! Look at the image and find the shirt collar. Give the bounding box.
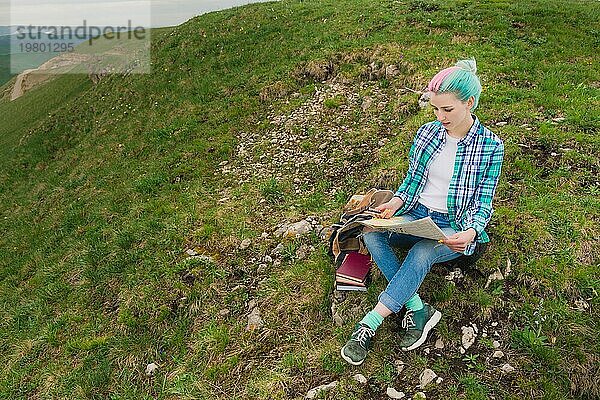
[436,114,481,146]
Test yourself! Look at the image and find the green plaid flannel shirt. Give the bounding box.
[394,116,504,255]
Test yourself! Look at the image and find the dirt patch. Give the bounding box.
[10,52,91,100]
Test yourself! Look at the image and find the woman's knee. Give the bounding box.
[405,242,437,268]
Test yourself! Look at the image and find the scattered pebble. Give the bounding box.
[218,308,230,317]
[500,363,515,374]
[306,381,338,399]
[461,326,477,350]
[395,360,405,374]
[418,92,430,109]
[185,248,198,256]
[445,267,463,281]
[240,239,252,250]
[574,299,589,311]
[145,362,158,376]
[353,373,367,384]
[495,121,508,126]
[484,268,504,289]
[493,340,501,348]
[272,243,284,255]
[419,368,437,389]
[434,338,445,349]
[493,350,505,358]
[246,307,264,331]
[386,387,405,399]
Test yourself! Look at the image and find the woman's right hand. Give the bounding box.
[375,197,404,219]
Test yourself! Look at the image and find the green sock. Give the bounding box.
[359,310,384,331]
[405,293,424,311]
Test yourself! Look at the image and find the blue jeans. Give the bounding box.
[362,202,462,313]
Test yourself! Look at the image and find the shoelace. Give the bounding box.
[351,325,375,346]
[401,311,416,330]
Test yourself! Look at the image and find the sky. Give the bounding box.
[1,0,274,28]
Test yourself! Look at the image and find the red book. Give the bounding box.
[335,252,372,283]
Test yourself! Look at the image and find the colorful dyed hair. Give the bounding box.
[427,59,482,110]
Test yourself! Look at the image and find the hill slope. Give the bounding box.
[0,0,599,399]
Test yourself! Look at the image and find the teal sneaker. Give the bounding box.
[398,303,441,351]
[341,323,375,365]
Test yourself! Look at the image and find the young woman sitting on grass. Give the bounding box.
[341,59,505,366]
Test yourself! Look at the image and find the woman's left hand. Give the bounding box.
[441,228,477,253]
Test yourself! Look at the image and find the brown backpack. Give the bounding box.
[327,188,394,266]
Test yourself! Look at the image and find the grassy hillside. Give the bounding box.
[1,0,599,399]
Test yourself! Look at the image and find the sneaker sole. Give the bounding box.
[401,310,442,351]
[340,345,365,366]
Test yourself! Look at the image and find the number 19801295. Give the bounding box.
[19,42,75,53]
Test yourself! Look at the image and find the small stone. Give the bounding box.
[492,340,501,348]
[185,248,198,256]
[306,381,338,399]
[260,232,269,239]
[386,387,405,399]
[436,377,443,384]
[385,64,399,77]
[424,348,430,355]
[459,347,466,354]
[552,117,566,122]
[418,92,430,109]
[505,258,512,277]
[495,121,508,126]
[353,373,367,384]
[145,362,158,376]
[272,243,284,255]
[333,290,346,303]
[419,368,437,389]
[246,307,264,331]
[257,264,268,274]
[484,268,504,289]
[394,360,405,374]
[575,299,589,311]
[434,338,445,349]
[240,239,252,250]
[461,326,476,350]
[296,244,310,260]
[491,322,499,327]
[493,350,504,358]
[500,363,515,374]
[333,312,343,327]
[283,220,312,238]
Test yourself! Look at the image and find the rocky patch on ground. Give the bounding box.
[217,79,414,198]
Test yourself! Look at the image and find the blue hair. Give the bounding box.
[429,59,482,110]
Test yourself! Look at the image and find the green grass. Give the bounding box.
[0,0,599,399]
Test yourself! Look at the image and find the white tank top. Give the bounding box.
[418,133,459,213]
